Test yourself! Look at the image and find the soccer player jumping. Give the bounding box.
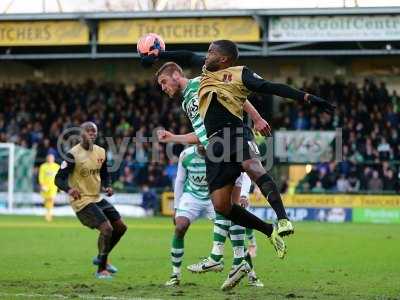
[55,122,127,279]
[147,41,335,257]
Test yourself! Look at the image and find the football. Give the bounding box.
[137,33,165,56]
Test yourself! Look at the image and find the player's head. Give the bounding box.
[80,122,98,144]
[156,62,185,98]
[46,154,55,163]
[205,40,239,71]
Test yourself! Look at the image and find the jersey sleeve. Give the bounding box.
[55,153,75,193]
[194,123,208,146]
[173,151,187,209]
[239,173,252,198]
[159,50,205,68]
[242,67,306,102]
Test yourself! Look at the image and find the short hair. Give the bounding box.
[80,121,97,131]
[155,62,183,79]
[212,40,239,63]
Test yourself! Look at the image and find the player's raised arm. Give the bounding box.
[141,50,205,68]
[157,129,200,145]
[241,67,336,114]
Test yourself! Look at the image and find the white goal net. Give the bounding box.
[0,143,36,212]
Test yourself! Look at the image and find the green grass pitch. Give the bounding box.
[0,215,399,300]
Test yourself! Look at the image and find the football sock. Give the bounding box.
[171,235,184,274]
[210,213,230,262]
[226,204,273,237]
[244,249,254,269]
[256,173,288,220]
[97,254,108,272]
[229,224,245,267]
[97,229,112,271]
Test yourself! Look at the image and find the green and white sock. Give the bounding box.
[229,224,245,267]
[210,213,231,262]
[246,228,257,247]
[171,235,184,274]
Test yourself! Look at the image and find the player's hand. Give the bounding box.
[306,94,336,114]
[148,49,161,57]
[239,196,249,208]
[103,187,114,197]
[68,188,81,200]
[41,186,49,192]
[253,186,263,202]
[254,118,271,136]
[157,129,175,143]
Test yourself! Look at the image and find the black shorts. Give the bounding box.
[205,126,260,194]
[76,199,121,229]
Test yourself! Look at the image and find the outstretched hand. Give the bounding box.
[306,94,336,114]
[254,118,272,136]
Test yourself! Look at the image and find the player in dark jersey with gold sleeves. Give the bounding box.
[144,41,335,258]
[55,122,127,279]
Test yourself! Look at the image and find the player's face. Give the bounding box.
[205,43,225,71]
[81,126,97,143]
[158,73,180,98]
[46,154,55,163]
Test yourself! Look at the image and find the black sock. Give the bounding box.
[256,173,288,220]
[225,204,273,237]
[97,254,108,271]
[97,230,112,272]
[244,249,253,269]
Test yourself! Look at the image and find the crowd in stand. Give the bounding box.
[0,76,399,194]
[273,77,400,193]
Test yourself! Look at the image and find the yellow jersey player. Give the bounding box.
[38,154,60,222]
[55,122,127,279]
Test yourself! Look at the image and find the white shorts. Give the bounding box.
[175,193,216,223]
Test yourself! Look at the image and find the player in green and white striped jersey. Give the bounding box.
[166,145,260,291]
[181,76,208,147]
[165,145,218,286]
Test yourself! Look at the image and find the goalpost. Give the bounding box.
[0,143,36,213]
[0,143,14,212]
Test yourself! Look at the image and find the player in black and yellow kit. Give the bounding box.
[144,41,335,258]
[55,122,127,279]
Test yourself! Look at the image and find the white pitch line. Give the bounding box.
[0,293,163,300]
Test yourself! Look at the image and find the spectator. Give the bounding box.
[293,111,309,130]
[141,184,158,216]
[377,138,392,160]
[336,175,350,193]
[348,172,360,192]
[383,169,397,191]
[311,181,325,193]
[367,170,383,192]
